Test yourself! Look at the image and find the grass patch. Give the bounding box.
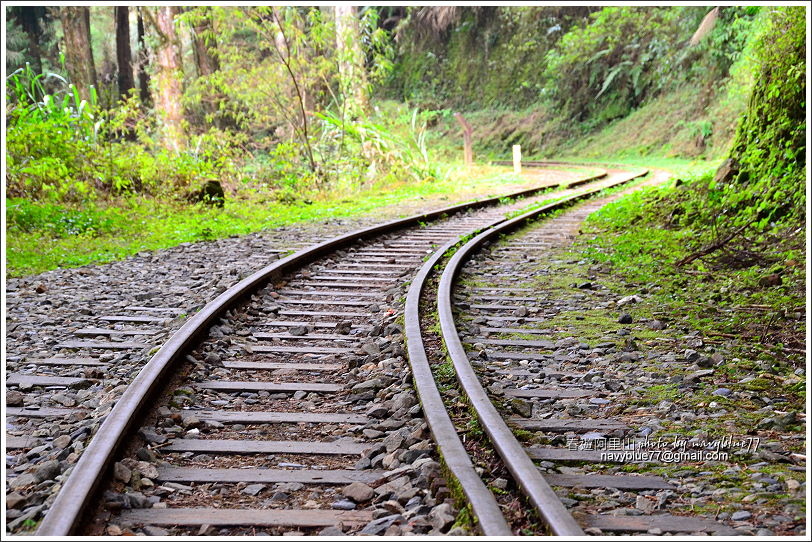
[5,164,545,277]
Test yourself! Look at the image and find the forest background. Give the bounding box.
[3,4,807,278]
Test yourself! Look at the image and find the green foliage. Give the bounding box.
[543,6,759,126]
[5,64,230,203]
[314,106,441,185]
[389,7,597,109]
[725,6,806,227]
[6,198,124,237]
[5,16,29,70]
[5,164,533,276]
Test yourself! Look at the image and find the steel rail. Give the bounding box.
[35,170,607,535]
[436,169,648,535]
[402,168,635,535]
[493,159,637,170]
[405,235,512,535]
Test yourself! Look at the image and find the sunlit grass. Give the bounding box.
[5,164,545,277]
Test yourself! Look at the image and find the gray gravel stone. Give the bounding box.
[731,510,752,521]
[618,313,633,324]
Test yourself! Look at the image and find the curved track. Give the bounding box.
[419,170,739,535]
[25,162,732,536]
[28,166,612,536]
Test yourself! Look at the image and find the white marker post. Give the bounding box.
[512,145,522,174]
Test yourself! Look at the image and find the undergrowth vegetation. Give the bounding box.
[391,6,765,160]
[573,4,806,386]
[5,165,529,276]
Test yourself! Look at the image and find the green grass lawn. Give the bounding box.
[5,164,553,277]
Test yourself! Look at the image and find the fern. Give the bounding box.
[596,61,632,99]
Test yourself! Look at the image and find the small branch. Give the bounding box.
[675,222,751,267]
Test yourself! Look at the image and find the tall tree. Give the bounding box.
[115,6,135,99]
[335,6,369,116]
[136,8,151,105]
[152,6,185,150]
[190,8,219,77]
[58,6,97,101]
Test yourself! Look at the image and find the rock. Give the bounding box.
[685,369,714,383]
[138,429,167,444]
[34,460,61,483]
[391,392,417,411]
[342,482,374,503]
[758,274,781,287]
[383,432,405,452]
[360,514,404,536]
[6,492,27,509]
[181,415,201,428]
[331,500,357,510]
[618,313,633,324]
[113,462,132,484]
[53,435,72,449]
[6,390,24,406]
[428,502,455,530]
[731,510,752,521]
[133,461,158,480]
[684,349,700,361]
[352,378,388,392]
[648,320,665,330]
[289,326,308,336]
[712,388,732,397]
[713,158,739,184]
[367,405,390,419]
[617,295,642,306]
[512,306,529,317]
[242,484,266,496]
[589,398,610,405]
[577,282,593,290]
[318,526,344,536]
[511,398,533,418]
[142,525,169,536]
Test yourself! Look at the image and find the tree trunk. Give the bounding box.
[115,6,135,99]
[15,7,43,75]
[153,6,185,151]
[136,9,151,105]
[191,9,219,77]
[335,6,369,117]
[454,113,474,166]
[59,6,97,101]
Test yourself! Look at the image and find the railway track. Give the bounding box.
[18,162,757,536]
[410,170,747,535]
[12,162,768,536]
[12,165,635,536]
